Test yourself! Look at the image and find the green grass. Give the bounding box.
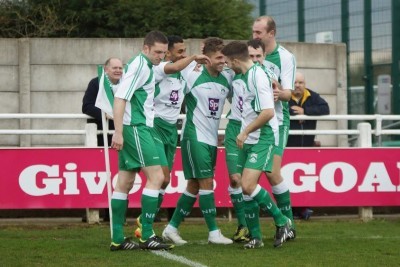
[0,218,399,267]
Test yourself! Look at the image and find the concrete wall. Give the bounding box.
[0,38,347,147]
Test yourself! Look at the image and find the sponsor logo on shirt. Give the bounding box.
[169,90,179,105]
[208,98,219,116]
[237,96,243,113]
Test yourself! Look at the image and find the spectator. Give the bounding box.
[82,57,123,222]
[287,71,330,219]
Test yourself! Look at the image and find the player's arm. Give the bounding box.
[236,108,274,149]
[111,97,126,151]
[164,54,211,74]
[274,86,292,102]
[278,53,296,102]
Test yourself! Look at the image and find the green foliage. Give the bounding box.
[0,0,254,39]
[0,0,78,37]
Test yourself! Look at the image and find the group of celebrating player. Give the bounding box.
[107,15,297,251]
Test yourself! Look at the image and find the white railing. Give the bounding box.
[1,113,399,139]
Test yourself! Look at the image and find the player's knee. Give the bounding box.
[241,183,256,196]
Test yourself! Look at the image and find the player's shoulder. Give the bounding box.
[277,44,295,60]
[221,67,235,80]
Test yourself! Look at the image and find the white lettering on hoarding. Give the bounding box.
[282,163,319,193]
[63,163,80,195]
[358,162,397,192]
[19,165,63,196]
[320,162,357,193]
[18,163,147,196]
[165,171,187,194]
[18,161,400,196]
[282,161,399,193]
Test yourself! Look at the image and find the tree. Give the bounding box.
[0,0,78,37]
[0,0,254,39]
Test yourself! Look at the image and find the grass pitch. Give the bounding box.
[0,217,399,266]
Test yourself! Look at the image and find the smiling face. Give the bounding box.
[168,42,187,63]
[248,46,264,65]
[104,58,123,84]
[252,17,275,47]
[143,42,168,65]
[207,50,226,75]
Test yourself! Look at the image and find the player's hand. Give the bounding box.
[236,131,248,149]
[111,132,123,151]
[273,82,280,102]
[194,63,202,72]
[194,54,211,65]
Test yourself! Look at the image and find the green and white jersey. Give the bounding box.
[260,63,284,126]
[115,53,155,127]
[263,44,296,126]
[181,66,232,146]
[226,73,245,122]
[241,65,278,145]
[153,61,194,124]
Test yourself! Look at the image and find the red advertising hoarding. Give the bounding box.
[1,147,399,209]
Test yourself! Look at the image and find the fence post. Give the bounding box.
[357,122,373,221]
[85,123,100,224]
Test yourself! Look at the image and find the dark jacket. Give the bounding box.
[287,88,329,147]
[82,77,114,146]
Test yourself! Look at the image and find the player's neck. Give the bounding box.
[205,65,219,77]
[165,56,172,62]
[241,60,254,74]
[265,39,277,55]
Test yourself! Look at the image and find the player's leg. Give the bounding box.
[110,170,140,251]
[135,131,170,238]
[266,125,296,237]
[198,177,232,245]
[162,139,200,245]
[241,167,264,249]
[124,125,172,250]
[162,179,198,245]
[242,143,291,248]
[224,120,248,242]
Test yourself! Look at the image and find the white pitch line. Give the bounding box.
[151,250,208,267]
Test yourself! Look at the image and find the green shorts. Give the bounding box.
[237,140,275,174]
[274,125,289,157]
[150,118,178,171]
[118,125,161,171]
[181,139,217,180]
[224,119,241,175]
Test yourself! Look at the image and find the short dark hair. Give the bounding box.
[203,37,224,55]
[221,41,249,61]
[167,35,184,50]
[247,39,265,53]
[144,30,168,47]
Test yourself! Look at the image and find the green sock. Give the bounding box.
[141,190,159,240]
[169,192,197,228]
[252,186,287,226]
[111,197,127,244]
[157,192,164,213]
[230,190,247,227]
[274,190,295,229]
[243,196,261,239]
[199,191,218,231]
